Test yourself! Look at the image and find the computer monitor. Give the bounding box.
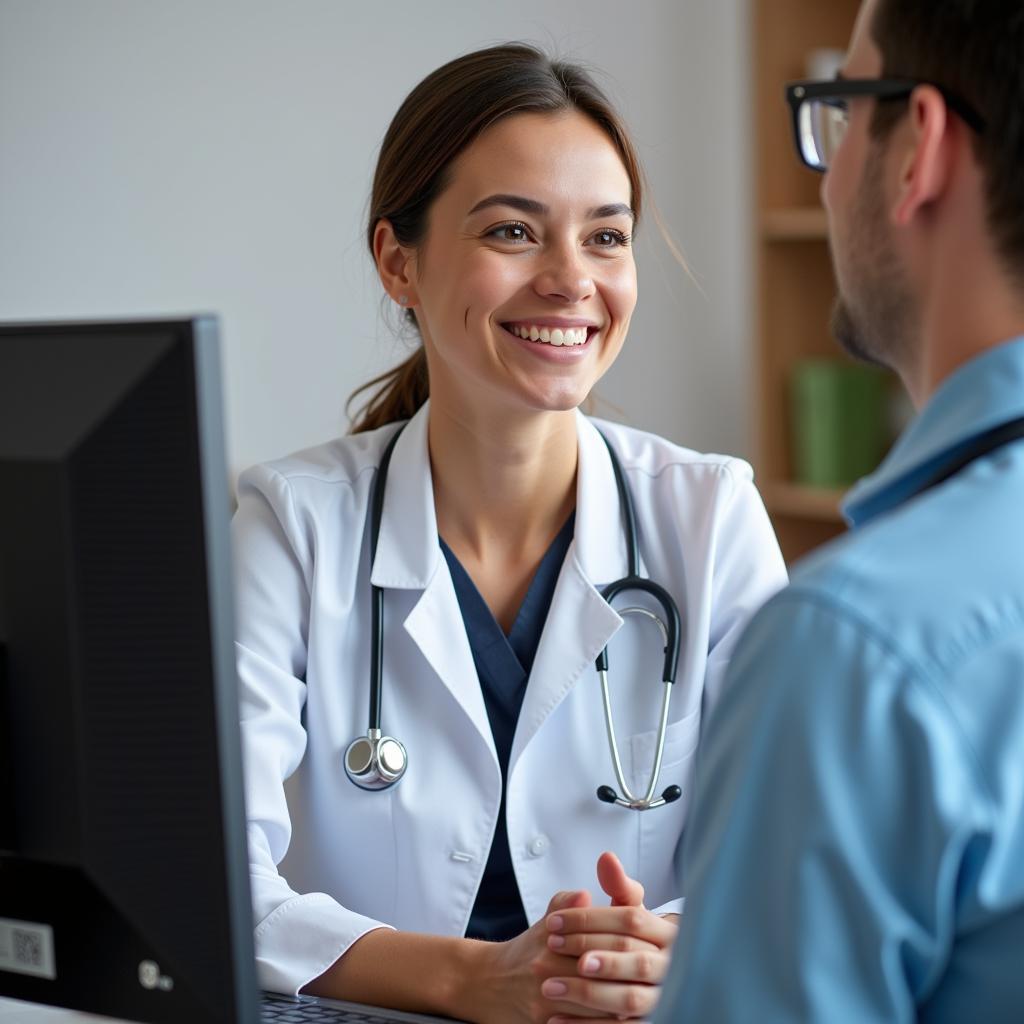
[0,318,258,1024]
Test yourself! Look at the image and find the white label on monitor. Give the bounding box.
[0,917,56,979]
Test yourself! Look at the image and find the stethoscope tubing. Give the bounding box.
[367,426,402,732]
[348,422,685,809]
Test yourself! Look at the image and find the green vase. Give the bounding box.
[790,359,890,487]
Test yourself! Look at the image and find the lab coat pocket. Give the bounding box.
[627,706,701,796]
[630,708,701,907]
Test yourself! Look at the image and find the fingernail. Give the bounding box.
[582,955,601,975]
[547,914,564,932]
[542,980,568,997]
[547,934,565,948]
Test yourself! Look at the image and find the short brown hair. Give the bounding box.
[870,0,1024,278]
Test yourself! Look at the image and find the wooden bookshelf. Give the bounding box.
[753,0,864,563]
[761,207,829,241]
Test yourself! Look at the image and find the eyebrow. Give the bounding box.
[466,193,635,222]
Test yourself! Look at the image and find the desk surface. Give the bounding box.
[0,997,123,1023]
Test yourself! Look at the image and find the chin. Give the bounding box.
[524,387,593,414]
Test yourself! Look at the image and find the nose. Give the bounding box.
[534,241,594,304]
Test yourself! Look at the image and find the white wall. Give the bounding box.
[0,0,752,479]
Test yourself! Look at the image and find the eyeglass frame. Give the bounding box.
[784,77,987,173]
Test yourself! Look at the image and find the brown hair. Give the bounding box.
[347,42,646,434]
[870,0,1024,279]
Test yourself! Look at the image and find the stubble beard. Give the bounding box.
[829,143,916,371]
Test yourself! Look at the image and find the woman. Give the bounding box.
[233,43,786,1023]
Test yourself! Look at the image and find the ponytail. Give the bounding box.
[347,347,429,435]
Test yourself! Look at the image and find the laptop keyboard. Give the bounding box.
[261,991,440,1023]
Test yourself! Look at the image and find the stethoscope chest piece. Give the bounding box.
[345,729,408,790]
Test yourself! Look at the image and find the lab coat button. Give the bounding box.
[528,835,550,858]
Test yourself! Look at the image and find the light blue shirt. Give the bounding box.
[657,338,1024,1022]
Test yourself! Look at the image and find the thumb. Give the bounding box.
[545,888,592,916]
[596,851,644,907]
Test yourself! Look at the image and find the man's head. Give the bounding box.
[818,0,1024,396]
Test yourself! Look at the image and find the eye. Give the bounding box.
[589,228,631,249]
[487,221,533,244]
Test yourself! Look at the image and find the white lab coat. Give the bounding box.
[233,402,786,994]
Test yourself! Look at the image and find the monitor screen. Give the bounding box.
[0,318,258,1024]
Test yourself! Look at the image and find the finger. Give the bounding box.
[548,1018,652,1024]
[547,1018,649,1024]
[596,851,644,908]
[576,950,669,985]
[548,906,677,948]
[547,931,660,956]
[547,1018,635,1024]
[541,977,659,1019]
[543,1006,618,1022]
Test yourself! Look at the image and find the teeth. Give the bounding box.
[509,324,590,346]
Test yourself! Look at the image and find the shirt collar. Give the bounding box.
[370,400,438,589]
[572,410,633,584]
[370,401,630,589]
[843,335,1024,527]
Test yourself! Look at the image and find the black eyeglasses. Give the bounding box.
[785,78,986,173]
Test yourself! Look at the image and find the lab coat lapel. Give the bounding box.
[369,403,495,758]
[509,413,629,769]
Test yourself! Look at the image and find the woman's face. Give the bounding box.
[406,110,638,421]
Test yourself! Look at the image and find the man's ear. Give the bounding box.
[373,219,418,308]
[892,85,953,227]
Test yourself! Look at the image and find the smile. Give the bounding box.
[501,323,594,347]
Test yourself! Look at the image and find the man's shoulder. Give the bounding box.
[777,486,1024,681]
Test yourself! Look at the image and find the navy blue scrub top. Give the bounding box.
[439,512,576,943]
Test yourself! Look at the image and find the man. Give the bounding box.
[655,0,1024,1020]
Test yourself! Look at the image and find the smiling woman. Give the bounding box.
[350,44,646,435]
[231,42,787,1024]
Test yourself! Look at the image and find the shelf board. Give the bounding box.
[764,481,847,523]
[761,207,829,241]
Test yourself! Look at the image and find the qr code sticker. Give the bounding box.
[0,917,55,978]
[13,928,43,967]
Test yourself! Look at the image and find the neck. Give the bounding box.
[907,256,1024,407]
[896,168,1024,406]
[427,403,579,561]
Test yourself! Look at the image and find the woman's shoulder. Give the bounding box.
[233,425,406,537]
[238,423,402,496]
[586,415,754,487]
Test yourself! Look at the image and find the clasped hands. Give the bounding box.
[482,851,678,1024]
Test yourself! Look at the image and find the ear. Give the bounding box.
[891,85,953,227]
[373,218,419,308]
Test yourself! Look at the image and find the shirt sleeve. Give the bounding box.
[232,465,391,995]
[656,590,982,1023]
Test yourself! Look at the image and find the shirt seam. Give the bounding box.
[255,465,314,600]
[267,462,378,489]
[620,458,747,484]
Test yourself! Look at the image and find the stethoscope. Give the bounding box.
[344,423,684,811]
